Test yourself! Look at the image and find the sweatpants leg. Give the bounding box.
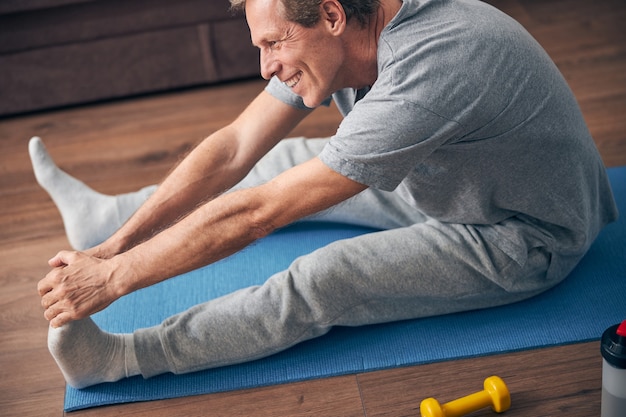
[135,218,561,378]
[233,137,428,229]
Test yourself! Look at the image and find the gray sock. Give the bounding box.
[47,318,140,389]
[28,136,156,250]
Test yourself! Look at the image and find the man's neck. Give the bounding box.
[342,0,403,89]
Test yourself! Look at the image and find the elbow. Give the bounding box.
[239,189,282,241]
[247,208,280,241]
[249,223,275,241]
[236,181,303,242]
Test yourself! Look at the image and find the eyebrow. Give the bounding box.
[250,24,289,48]
[251,33,277,49]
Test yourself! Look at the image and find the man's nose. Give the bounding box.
[260,49,280,80]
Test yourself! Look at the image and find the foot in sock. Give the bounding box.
[28,137,157,250]
[47,318,140,389]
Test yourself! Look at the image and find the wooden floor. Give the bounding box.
[1,0,624,415]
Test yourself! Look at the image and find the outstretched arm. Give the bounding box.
[39,156,367,327]
[37,89,369,327]
[117,156,366,290]
[92,90,313,258]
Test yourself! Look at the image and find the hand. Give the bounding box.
[38,251,124,328]
[82,240,124,260]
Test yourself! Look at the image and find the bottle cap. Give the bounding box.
[601,320,626,369]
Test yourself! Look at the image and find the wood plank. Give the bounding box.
[358,341,601,416]
[0,237,68,417]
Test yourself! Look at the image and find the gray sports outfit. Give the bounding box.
[134,0,617,378]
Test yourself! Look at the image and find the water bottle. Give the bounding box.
[601,320,626,417]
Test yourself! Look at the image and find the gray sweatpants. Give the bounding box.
[134,137,565,378]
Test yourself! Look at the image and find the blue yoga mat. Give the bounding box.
[65,167,626,412]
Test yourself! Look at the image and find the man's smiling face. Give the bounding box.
[246,0,347,108]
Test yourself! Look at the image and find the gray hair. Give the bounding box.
[230,0,380,27]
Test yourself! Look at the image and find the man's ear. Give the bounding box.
[321,0,346,35]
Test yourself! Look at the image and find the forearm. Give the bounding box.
[94,127,255,258]
[41,185,277,328]
[40,158,365,328]
[40,187,274,328]
[94,92,311,259]
[111,187,274,295]
[109,158,367,297]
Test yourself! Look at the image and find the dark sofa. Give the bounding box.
[0,0,260,117]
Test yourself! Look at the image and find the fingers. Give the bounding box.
[39,273,62,324]
[47,309,73,329]
[38,256,66,297]
[41,286,87,328]
[48,250,74,268]
[42,297,75,328]
[38,251,76,323]
[43,302,58,321]
[50,314,71,328]
[40,250,82,296]
[37,278,52,298]
[43,300,77,328]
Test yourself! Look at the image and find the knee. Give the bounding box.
[259,256,351,331]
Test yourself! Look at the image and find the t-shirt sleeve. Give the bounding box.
[318,88,462,191]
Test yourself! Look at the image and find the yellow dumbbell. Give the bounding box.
[420,376,511,417]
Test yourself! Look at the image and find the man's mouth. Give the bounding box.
[284,72,302,88]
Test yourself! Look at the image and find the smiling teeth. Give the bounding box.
[285,72,302,88]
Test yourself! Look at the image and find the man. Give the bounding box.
[35,0,617,389]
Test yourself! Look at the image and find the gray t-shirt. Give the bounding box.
[266,0,617,261]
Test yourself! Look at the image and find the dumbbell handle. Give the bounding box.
[441,390,494,416]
